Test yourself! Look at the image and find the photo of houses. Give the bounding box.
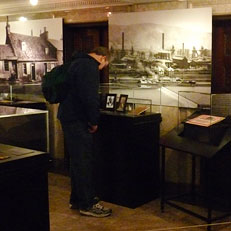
[0,18,63,83]
[108,8,212,87]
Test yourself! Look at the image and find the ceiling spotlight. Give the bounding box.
[19,16,28,22]
[30,0,38,6]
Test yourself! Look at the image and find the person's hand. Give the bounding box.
[88,123,98,133]
[98,56,109,70]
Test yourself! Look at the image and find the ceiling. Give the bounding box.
[0,0,183,16]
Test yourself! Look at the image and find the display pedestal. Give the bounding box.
[0,144,50,231]
[160,121,231,231]
[95,111,162,208]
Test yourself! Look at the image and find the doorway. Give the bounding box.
[31,63,35,81]
[212,16,231,93]
[63,22,109,83]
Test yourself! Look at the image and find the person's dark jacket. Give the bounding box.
[57,52,100,126]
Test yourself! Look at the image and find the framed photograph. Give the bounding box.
[117,94,128,112]
[105,93,117,111]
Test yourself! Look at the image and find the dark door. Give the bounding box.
[212,17,231,93]
[63,22,109,83]
[12,61,17,80]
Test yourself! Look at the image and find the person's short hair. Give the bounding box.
[90,46,110,61]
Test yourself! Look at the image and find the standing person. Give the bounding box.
[57,47,112,217]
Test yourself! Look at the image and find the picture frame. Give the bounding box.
[117,94,128,112]
[104,93,117,111]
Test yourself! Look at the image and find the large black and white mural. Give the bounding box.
[109,8,211,85]
[108,8,212,107]
[0,18,63,83]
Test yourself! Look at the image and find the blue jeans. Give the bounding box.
[61,121,96,209]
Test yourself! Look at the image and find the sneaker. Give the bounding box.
[80,203,112,217]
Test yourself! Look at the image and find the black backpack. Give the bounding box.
[42,62,71,104]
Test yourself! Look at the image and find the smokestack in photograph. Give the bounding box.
[162,33,164,50]
[122,32,124,51]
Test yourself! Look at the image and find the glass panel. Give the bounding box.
[0,106,49,152]
[99,83,161,116]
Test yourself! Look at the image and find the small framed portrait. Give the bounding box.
[105,93,117,111]
[117,94,128,112]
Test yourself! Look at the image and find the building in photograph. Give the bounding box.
[0,19,58,83]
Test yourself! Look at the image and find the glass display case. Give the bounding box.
[99,83,161,116]
[178,91,211,126]
[0,83,44,103]
[0,105,49,152]
[0,83,46,110]
[178,92,231,127]
[177,91,231,146]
